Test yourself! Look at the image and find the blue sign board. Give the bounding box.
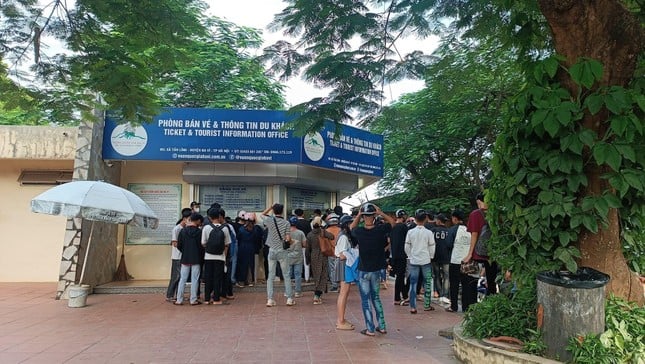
[103,108,383,177]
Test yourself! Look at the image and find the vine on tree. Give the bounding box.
[487,55,645,283]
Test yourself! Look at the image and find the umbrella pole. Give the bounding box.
[78,220,95,285]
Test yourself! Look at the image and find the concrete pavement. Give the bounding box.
[0,283,462,363]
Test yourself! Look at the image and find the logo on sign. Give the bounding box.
[303,132,325,161]
[111,123,148,156]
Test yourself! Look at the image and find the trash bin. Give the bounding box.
[537,267,610,361]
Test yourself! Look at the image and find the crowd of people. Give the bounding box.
[165,193,501,336]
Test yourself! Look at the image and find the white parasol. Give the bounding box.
[31,180,158,283]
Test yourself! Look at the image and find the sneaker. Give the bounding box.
[294,292,302,298]
[440,297,451,304]
[266,299,277,307]
[235,282,245,288]
[286,298,296,306]
[248,283,254,287]
[313,296,322,305]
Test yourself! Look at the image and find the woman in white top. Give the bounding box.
[335,215,357,330]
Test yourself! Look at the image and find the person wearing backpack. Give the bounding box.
[464,192,498,295]
[201,207,231,305]
[175,213,204,305]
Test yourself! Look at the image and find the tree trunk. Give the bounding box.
[537,0,644,304]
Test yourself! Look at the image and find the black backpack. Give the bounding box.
[206,224,225,255]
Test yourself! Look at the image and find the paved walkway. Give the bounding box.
[0,283,462,363]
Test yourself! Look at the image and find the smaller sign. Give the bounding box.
[126,184,182,245]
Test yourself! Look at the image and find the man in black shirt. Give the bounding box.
[430,213,451,303]
[294,208,311,282]
[390,209,410,305]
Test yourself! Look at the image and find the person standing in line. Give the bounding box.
[294,208,311,282]
[175,213,204,305]
[350,203,395,336]
[306,216,334,304]
[166,208,192,302]
[221,211,237,300]
[446,210,477,312]
[201,207,231,305]
[405,210,436,314]
[236,213,262,287]
[262,203,294,307]
[464,192,498,295]
[431,213,451,304]
[390,209,410,306]
[325,214,341,293]
[287,217,306,299]
[335,215,357,330]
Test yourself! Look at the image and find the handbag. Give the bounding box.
[460,260,479,275]
[273,217,290,249]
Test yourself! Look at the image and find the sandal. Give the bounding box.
[360,329,375,337]
[336,321,355,331]
[173,302,183,306]
[410,309,417,314]
[376,327,387,334]
[424,305,435,311]
[400,299,409,306]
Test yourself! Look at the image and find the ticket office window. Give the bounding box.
[286,188,331,219]
[198,185,267,215]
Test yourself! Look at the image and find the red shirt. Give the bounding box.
[467,209,487,260]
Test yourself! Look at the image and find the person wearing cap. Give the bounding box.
[287,216,306,298]
[390,209,410,306]
[350,203,395,336]
[190,201,201,213]
[325,213,341,293]
[405,209,436,314]
[431,213,451,304]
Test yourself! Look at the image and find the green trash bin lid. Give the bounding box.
[537,267,610,288]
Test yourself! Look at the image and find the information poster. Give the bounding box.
[199,185,266,212]
[287,188,330,211]
[126,184,182,245]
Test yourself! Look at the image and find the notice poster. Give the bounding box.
[199,185,266,212]
[287,188,329,211]
[126,184,182,245]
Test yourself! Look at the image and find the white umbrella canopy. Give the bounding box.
[31,180,158,228]
[31,180,158,284]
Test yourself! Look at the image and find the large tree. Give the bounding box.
[265,0,644,302]
[1,0,284,124]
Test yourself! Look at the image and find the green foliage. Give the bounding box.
[462,285,537,342]
[159,18,285,110]
[487,56,645,281]
[567,296,645,364]
[370,37,522,205]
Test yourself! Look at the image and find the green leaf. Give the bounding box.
[531,109,549,127]
[528,227,541,242]
[603,193,622,209]
[615,144,636,163]
[563,255,578,273]
[544,57,559,78]
[517,185,528,195]
[556,105,571,125]
[569,62,584,86]
[578,129,596,147]
[595,197,610,217]
[581,197,595,212]
[588,59,603,81]
[604,145,622,171]
[623,170,644,191]
[544,116,560,137]
[582,214,599,233]
[584,94,604,115]
[558,231,571,246]
[517,244,527,258]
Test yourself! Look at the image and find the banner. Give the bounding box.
[103,108,383,177]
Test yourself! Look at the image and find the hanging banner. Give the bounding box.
[103,108,383,177]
